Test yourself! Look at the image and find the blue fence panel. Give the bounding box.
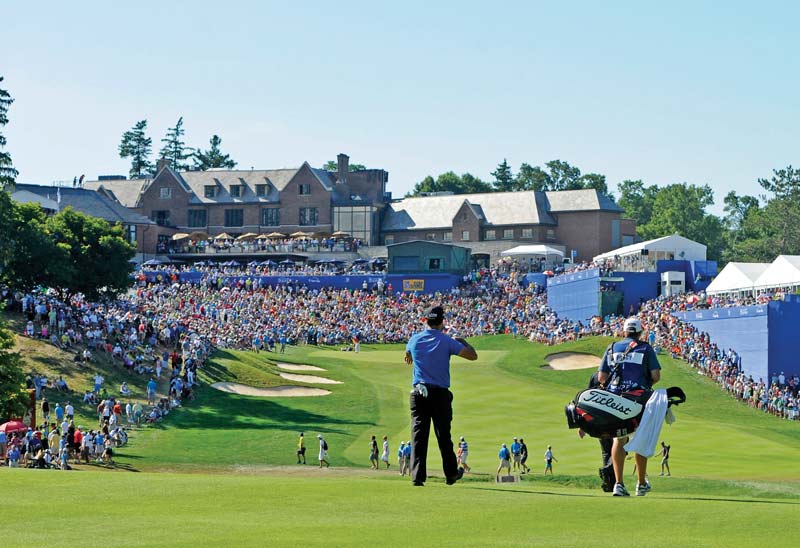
[675,305,769,382]
[767,298,800,380]
[547,269,600,322]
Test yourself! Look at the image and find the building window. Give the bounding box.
[159,187,172,199]
[204,185,217,198]
[503,229,514,240]
[461,230,470,241]
[546,229,555,240]
[443,231,452,242]
[151,210,171,227]
[256,184,268,197]
[261,208,280,226]
[426,233,436,241]
[428,258,442,270]
[230,185,241,198]
[384,235,395,245]
[126,225,136,244]
[187,210,207,228]
[299,183,311,195]
[522,228,533,239]
[224,209,244,227]
[299,207,318,226]
[485,230,496,241]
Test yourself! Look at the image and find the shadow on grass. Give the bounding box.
[157,388,375,434]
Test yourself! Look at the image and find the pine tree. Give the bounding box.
[0,76,18,190]
[118,120,154,179]
[193,135,237,170]
[491,159,514,192]
[159,117,194,171]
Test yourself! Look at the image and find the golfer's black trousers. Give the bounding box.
[409,386,459,484]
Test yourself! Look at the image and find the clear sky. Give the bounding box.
[4,1,799,211]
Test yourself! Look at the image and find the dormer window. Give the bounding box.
[256,184,268,197]
[230,185,242,198]
[204,185,217,198]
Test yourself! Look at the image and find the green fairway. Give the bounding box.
[6,336,800,547]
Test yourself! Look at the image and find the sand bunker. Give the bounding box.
[542,352,599,370]
[276,363,326,372]
[278,372,342,385]
[211,382,331,397]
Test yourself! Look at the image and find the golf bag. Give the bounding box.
[565,386,686,439]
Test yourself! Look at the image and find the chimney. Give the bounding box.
[337,153,349,184]
[156,157,171,173]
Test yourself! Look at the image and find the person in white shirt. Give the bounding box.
[318,435,329,468]
[65,403,74,420]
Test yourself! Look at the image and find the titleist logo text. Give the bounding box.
[585,390,633,415]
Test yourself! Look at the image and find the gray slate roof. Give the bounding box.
[543,189,623,213]
[83,179,149,208]
[13,184,154,225]
[382,191,557,231]
[382,189,621,231]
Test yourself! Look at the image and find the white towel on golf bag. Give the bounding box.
[624,388,668,458]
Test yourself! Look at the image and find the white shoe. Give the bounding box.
[636,481,652,496]
[613,483,630,497]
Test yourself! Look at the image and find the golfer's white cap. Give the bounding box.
[502,443,507,447]
[317,435,322,439]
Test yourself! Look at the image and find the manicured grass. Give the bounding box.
[7,332,800,547]
[2,471,796,548]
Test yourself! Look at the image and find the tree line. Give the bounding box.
[119,117,237,178]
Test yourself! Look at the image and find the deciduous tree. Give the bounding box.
[0,76,18,190]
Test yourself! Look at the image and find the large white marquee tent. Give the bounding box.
[705,262,769,295]
[593,234,707,271]
[705,255,800,295]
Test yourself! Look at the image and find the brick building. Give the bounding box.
[81,153,635,262]
[382,189,636,263]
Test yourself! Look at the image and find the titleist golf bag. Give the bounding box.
[565,385,686,439]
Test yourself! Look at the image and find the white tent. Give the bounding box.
[501,244,564,257]
[706,262,769,295]
[753,255,800,290]
[593,234,707,263]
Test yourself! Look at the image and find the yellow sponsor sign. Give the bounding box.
[402,279,425,292]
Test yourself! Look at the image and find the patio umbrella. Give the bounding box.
[279,259,295,265]
[236,232,259,241]
[266,232,286,239]
[142,259,163,266]
[351,258,369,264]
[188,231,209,240]
[172,233,190,241]
[0,420,29,434]
[369,258,386,264]
[214,232,233,240]
[194,261,207,266]
[331,230,350,238]
[221,260,241,267]
[290,231,312,238]
[247,260,259,267]
[259,259,278,266]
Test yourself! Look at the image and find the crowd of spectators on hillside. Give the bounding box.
[3,254,798,464]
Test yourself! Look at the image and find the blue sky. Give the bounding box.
[4,1,799,211]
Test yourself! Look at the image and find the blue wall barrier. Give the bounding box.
[610,271,659,315]
[767,297,800,380]
[523,273,549,288]
[674,305,770,382]
[547,269,600,322]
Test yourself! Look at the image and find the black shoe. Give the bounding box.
[600,465,615,493]
[446,467,465,485]
[412,481,425,486]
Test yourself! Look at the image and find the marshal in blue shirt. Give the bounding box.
[406,329,465,388]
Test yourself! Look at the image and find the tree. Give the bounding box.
[47,208,135,300]
[118,120,154,178]
[515,163,549,191]
[578,173,609,195]
[0,76,18,190]
[159,117,194,171]
[323,160,367,171]
[193,135,237,170]
[617,179,659,227]
[0,316,28,420]
[0,199,68,292]
[545,160,583,191]
[491,159,514,192]
[407,172,492,196]
[638,183,727,261]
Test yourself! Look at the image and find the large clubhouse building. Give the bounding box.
[77,153,635,262]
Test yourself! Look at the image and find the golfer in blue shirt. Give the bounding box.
[405,305,477,487]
